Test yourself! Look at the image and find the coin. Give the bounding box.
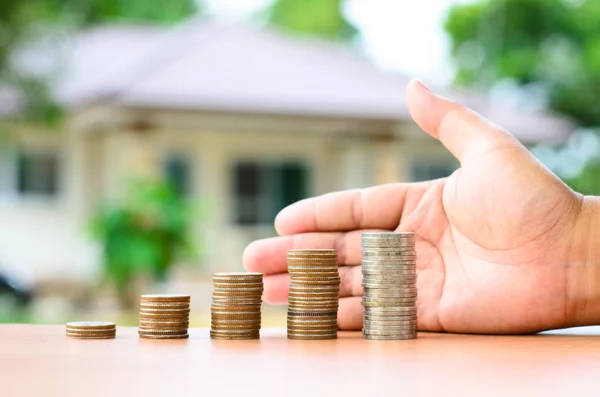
[66,321,115,330]
[288,249,336,256]
[140,334,189,340]
[65,321,117,339]
[138,293,190,338]
[213,272,263,280]
[361,232,418,341]
[363,333,417,340]
[67,327,117,335]
[140,294,190,302]
[67,333,116,339]
[361,232,414,240]
[362,268,417,276]
[210,331,260,340]
[287,332,337,340]
[210,273,264,340]
[287,249,340,339]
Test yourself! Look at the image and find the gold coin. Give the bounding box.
[140,293,190,300]
[138,324,188,330]
[213,272,263,281]
[212,289,263,296]
[212,282,264,289]
[288,249,336,254]
[139,334,189,339]
[211,322,261,328]
[210,332,260,339]
[66,321,116,330]
[65,329,116,336]
[139,322,189,329]
[139,302,190,309]
[287,333,337,340]
[139,313,190,319]
[287,304,338,310]
[288,290,339,296]
[138,330,188,335]
[287,325,338,332]
[211,311,261,317]
[66,332,116,339]
[210,326,261,332]
[210,304,261,312]
[210,328,260,335]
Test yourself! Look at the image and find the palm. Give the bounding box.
[243,80,583,334]
[405,148,579,333]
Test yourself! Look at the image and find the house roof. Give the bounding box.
[13,18,576,143]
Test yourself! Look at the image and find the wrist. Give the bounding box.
[566,195,600,327]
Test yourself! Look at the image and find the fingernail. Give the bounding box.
[415,79,431,92]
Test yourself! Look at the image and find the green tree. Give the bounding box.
[1,0,200,123]
[445,0,600,194]
[90,178,200,307]
[267,0,357,41]
[444,0,600,127]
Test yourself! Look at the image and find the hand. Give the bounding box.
[243,80,595,334]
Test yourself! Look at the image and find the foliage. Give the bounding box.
[565,161,600,195]
[445,0,600,194]
[267,0,357,42]
[1,0,199,124]
[90,178,199,300]
[444,0,600,127]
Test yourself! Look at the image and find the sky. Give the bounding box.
[202,0,474,85]
[200,0,599,174]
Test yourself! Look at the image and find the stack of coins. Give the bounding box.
[361,232,417,340]
[287,249,340,340]
[210,273,263,340]
[138,294,190,339]
[66,321,116,339]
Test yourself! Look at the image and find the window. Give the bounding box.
[410,162,458,182]
[17,151,59,196]
[233,161,309,225]
[163,154,191,196]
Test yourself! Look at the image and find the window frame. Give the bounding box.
[230,158,311,227]
[162,151,194,197]
[0,144,63,203]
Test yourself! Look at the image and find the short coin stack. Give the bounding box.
[139,294,190,339]
[361,232,418,340]
[210,273,263,340]
[287,249,340,340]
[65,321,116,339]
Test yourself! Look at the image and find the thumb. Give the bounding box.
[406,79,521,163]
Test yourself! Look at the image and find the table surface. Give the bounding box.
[2,325,600,397]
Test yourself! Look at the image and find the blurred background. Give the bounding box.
[0,0,598,327]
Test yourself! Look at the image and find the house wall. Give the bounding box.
[0,128,99,286]
[0,113,457,286]
[106,127,347,274]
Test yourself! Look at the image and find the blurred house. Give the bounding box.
[0,18,575,285]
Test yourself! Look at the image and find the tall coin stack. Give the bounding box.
[361,232,418,340]
[287,249,340,340]
[210,273,263,340]
[138,294,190,339]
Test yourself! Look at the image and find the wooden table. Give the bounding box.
[1,325,600,396]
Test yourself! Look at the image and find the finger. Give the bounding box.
[275,183,418,235]
[338,297,363,330]
[406,79,521,163]
[261,266,364,303]
[263,273,289,304]
[243,230,368,274]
